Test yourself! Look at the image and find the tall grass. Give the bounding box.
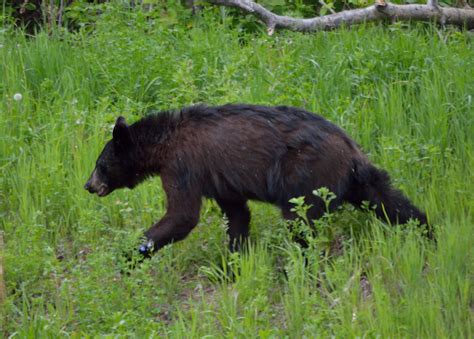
[1,6,473,337]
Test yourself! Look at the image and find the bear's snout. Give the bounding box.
[84,169,110,196]
[84,180,110,197]
[84,180,93,192]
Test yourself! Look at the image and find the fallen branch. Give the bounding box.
[208,0,474,34]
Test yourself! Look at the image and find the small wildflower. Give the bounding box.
[71,98,78,105]
[13,93,23,101]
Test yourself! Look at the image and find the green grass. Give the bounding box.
[1,6,473,337]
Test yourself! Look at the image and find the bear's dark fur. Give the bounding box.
[85,104,431,254]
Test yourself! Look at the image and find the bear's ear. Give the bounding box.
[113,116,132,149]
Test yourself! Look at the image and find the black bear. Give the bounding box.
[85,104,431,256]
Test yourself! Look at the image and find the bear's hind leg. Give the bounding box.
[216,198,251,252]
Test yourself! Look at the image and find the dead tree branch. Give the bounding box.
[207,0,474,34]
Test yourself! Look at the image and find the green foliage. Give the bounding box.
[1,4,473,337]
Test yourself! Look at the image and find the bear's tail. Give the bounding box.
[347,160,433,239]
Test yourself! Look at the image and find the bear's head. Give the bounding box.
[84,117,140,197]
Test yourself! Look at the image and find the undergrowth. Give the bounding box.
[1,5,473,337]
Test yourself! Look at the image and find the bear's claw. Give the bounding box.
[138,240,154,258]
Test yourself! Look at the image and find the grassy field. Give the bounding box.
[1,6,473,337]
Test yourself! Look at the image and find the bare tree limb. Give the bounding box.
[207,0,474,33]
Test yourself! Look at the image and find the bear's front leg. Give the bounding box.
[139,183,202,257]
[141,211,200,255]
